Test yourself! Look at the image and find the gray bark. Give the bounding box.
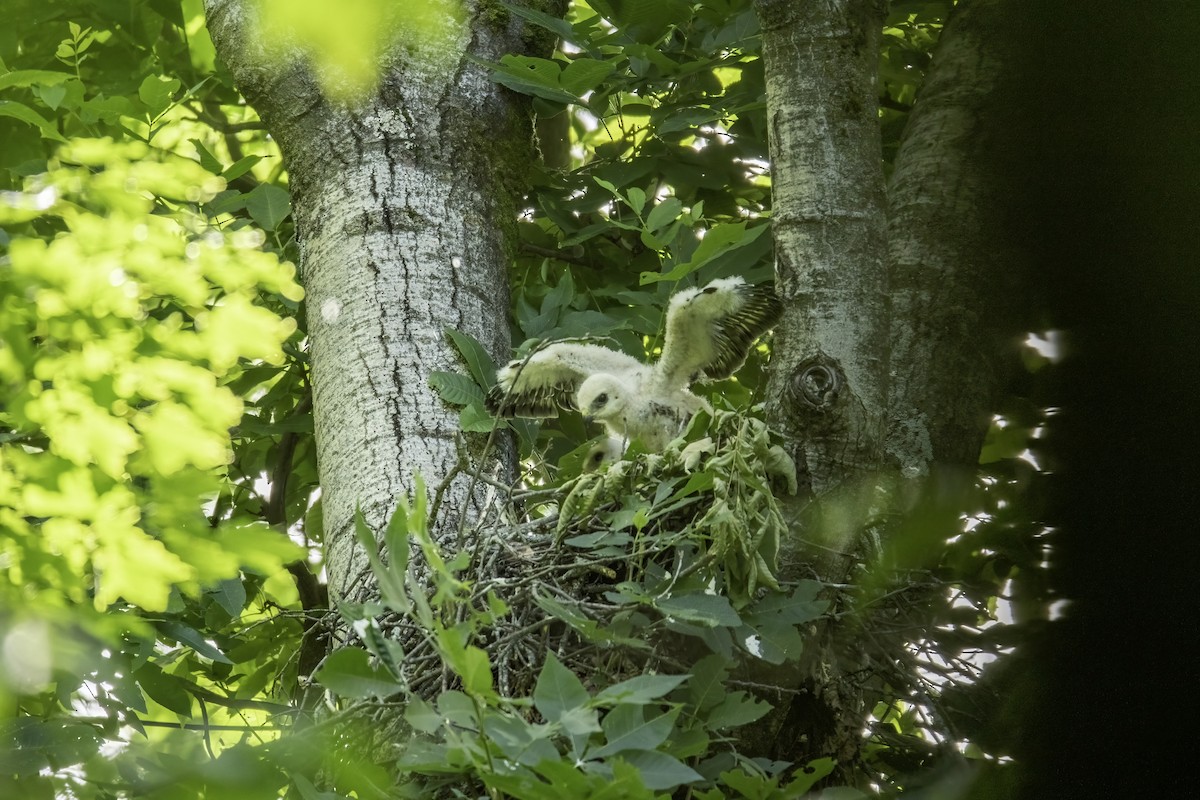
[885,0,1030,478]
[757,0,891,566]
[750,0,890,776]
[203,1,547,604]
[751,0,1028,781]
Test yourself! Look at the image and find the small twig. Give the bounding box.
[429,441,468,525]
[198,698,215,759]
[518,242,604,269]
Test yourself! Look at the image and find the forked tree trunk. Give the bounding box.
[204,1,554,605]
[750,0,1027,779]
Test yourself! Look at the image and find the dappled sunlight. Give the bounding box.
[252,0,467,104]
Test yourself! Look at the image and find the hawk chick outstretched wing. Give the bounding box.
[487,276,781,452]
[486,343,647,418]
[657,276,784,388]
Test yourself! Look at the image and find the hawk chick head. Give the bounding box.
[576,374,631,424]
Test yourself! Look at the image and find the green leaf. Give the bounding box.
[0,719,103,778]
[222,155,263,181]
[592,175,621,198]
[591,0,693,44]
[782,757,837,795]
[485,54,578,104]
[560,58,616,97]
[623,43,682,74]
[689,221,770,269]
[138,75,180,116]
[655,592,742,628]
[436,690,479,729]
[625,186,647,217]
[686,654,730,712]
[594,674,690,705]
[159,621,233,664]
[0,100,66,142]
[381,503,411,609]
[483,714,561,768]
[559,220,615,247]
[639,222,769,284]
[444,327,497,389]
[492,72,578,104]
[404,697,441,734]
[645,196,683,232]
[292,773,348,800]
[590,705,678,757]
[0,69,74,90]
[534,653,590,723]
[533,591,649,649]
[705,691,771,729]
[35,83,66,110]
[208,578,247,617]
[559,705,602,738]
[657,106,720,135]
[719,768,778,798]
[500,1,578,43]
[743,620,806,664]
[460,403,497,432]
[245,183,291,230]
[92,527,193,611]
[133,664,193,715]
[751,586,829,625]
[458,645,494,697]
[428,370,485,407]
[538,275,574,325]
[395,740,459,774]
[313,648,402,699]
[552,310,621,338]
[616,750,703,791]
[190,138,225,174]
[352,506,408,610]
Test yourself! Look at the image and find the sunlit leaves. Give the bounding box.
[0,139,303,622]
[0,5,318,798]
[252,0,468,104]
[138,74,181,117]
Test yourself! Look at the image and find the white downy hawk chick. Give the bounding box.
[486,276,783,452]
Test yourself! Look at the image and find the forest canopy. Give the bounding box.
[5,0,1186,798]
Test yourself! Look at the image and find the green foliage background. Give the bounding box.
[1,2,319,796]
[0,1,1052,798]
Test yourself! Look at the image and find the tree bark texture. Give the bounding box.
[751,0,890,777]
[757,0,890,566]
[203,1,554,604]
[752,0,1031,781]
[885,0,1032,479]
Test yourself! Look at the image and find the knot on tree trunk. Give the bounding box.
[790,356,843,411]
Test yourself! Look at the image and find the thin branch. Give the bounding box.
[518,242,604,269]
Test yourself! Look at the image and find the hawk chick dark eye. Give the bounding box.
[595,393,608,405]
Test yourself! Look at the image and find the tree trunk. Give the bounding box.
[885,0,1031,479]
[757,0,891,569]
[750,0,890,776]
[203,1,554,605]
[750,0,1030,781]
